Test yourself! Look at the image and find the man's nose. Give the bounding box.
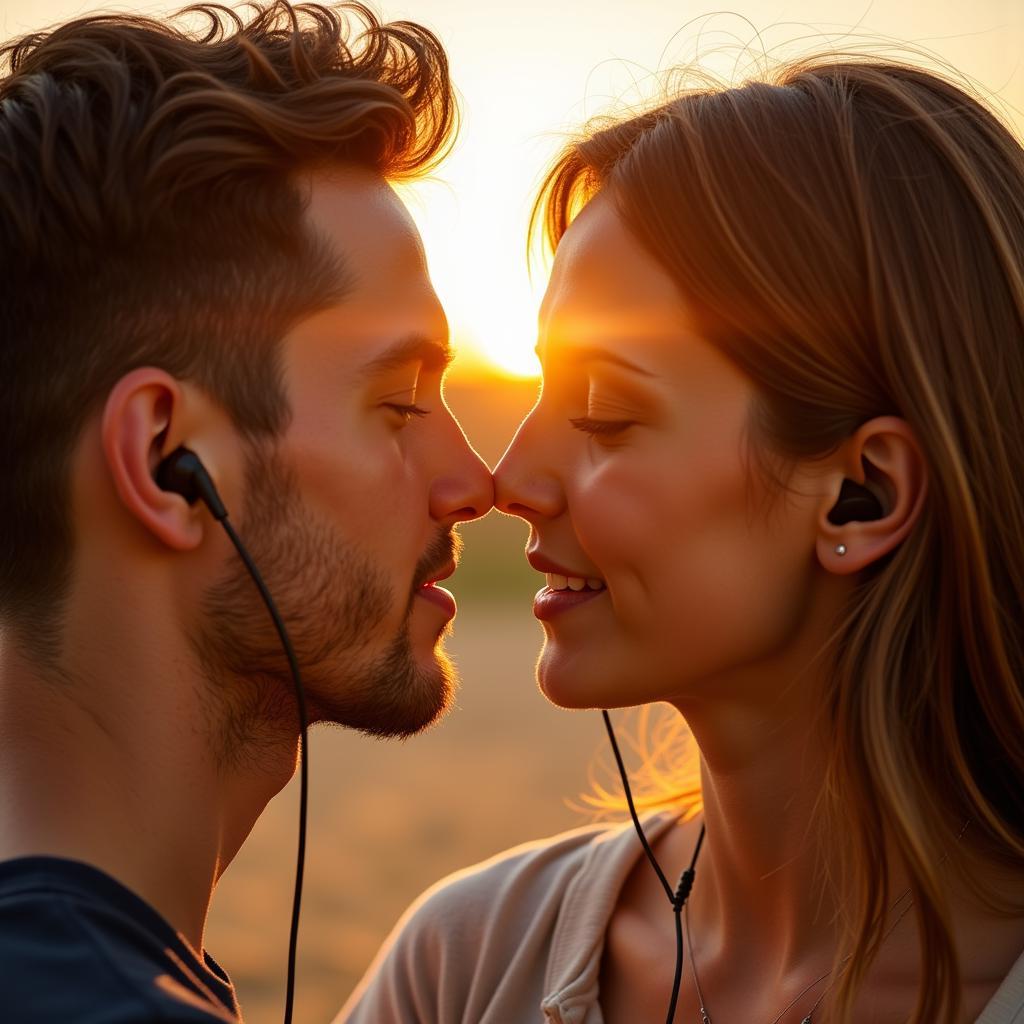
[429,420,494,526]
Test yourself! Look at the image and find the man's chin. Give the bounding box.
[308,647,457,739]
[371,649,457,739]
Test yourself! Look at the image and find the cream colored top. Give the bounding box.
[337,813,1024,1024]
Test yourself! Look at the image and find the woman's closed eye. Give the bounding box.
[384,401,430,423]
[569,415,635,437]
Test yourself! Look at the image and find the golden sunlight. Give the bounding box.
[451,288,542,379]
[459,324,541,379]
[392,0,1023,382]
[397,174,545,381]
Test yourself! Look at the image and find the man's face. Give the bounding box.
[194,169,493,746]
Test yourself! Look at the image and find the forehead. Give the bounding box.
[291,166,447,361]
[303,166,430,300]
[539,192,688,346]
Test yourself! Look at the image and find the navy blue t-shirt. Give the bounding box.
[0,856,242,1022]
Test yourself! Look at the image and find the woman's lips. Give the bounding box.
[533,585,605,621]
[527,555,608,621]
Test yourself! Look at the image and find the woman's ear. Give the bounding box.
[816,416,928,575]
[100,367,204,551]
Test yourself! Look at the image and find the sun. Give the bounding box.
[453,296,541,379]
[482,338,542,379]
[395,163,547,382]
[423,223,545,380]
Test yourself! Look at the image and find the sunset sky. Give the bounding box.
[3,0,1022,377]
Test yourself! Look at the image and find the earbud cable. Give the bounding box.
[602,709,705,1024]
[219,517,308,1024]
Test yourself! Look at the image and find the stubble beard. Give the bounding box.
[190,442,457,769]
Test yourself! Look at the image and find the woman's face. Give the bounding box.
[494,194,832,711]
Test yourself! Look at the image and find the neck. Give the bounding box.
[687,701,840,968]
[650,689,1022,1020]
[0,601,297,951]
[655,576,886,982]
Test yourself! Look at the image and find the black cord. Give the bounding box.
[601,709,705,1024]
[671,903,685,1023]
[220,517,308,1024]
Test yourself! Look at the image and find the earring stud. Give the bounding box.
[835,543,847,556]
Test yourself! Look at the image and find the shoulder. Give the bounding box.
[411,819,618,932]
[338,816,662,1024]
[977,944,1024,1022]
[0,858,238,1022]
[388,815,661,953]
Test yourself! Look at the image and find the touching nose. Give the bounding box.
[492,411,564,524]
[429,421,494,526]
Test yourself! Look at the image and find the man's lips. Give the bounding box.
[418,561,456,588]
[415,561,458,617]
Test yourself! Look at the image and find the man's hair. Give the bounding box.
[0,1,456,658]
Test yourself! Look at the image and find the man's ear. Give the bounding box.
[100,367,204,551]
[816,416,928,575]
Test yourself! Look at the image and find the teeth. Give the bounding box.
[545,573,606,592]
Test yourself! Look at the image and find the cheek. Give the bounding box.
[572,438,749,601]
[284,412,416,549]
[571,442,813,690]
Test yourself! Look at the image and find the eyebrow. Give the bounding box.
[361,335,454,378]
[533,343,654,378]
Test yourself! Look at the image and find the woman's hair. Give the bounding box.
[535,56,1024,1022]
[0,1,456,659]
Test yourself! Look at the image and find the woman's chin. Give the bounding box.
[536,647,622,710]
[537,678,594,710]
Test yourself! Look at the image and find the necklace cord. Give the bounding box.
[601,710,675,902]
[671,903,685,1022]
[601,710,705,1024]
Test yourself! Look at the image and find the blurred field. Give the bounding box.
[205,374,610,1024]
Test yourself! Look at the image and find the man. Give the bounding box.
[0,2,492,1020]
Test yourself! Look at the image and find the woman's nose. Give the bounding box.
[492,412,564,523]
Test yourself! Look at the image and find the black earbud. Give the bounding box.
[826,478,885,525]
[155,446,228,521]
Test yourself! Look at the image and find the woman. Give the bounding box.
[339,54,1024,1023]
